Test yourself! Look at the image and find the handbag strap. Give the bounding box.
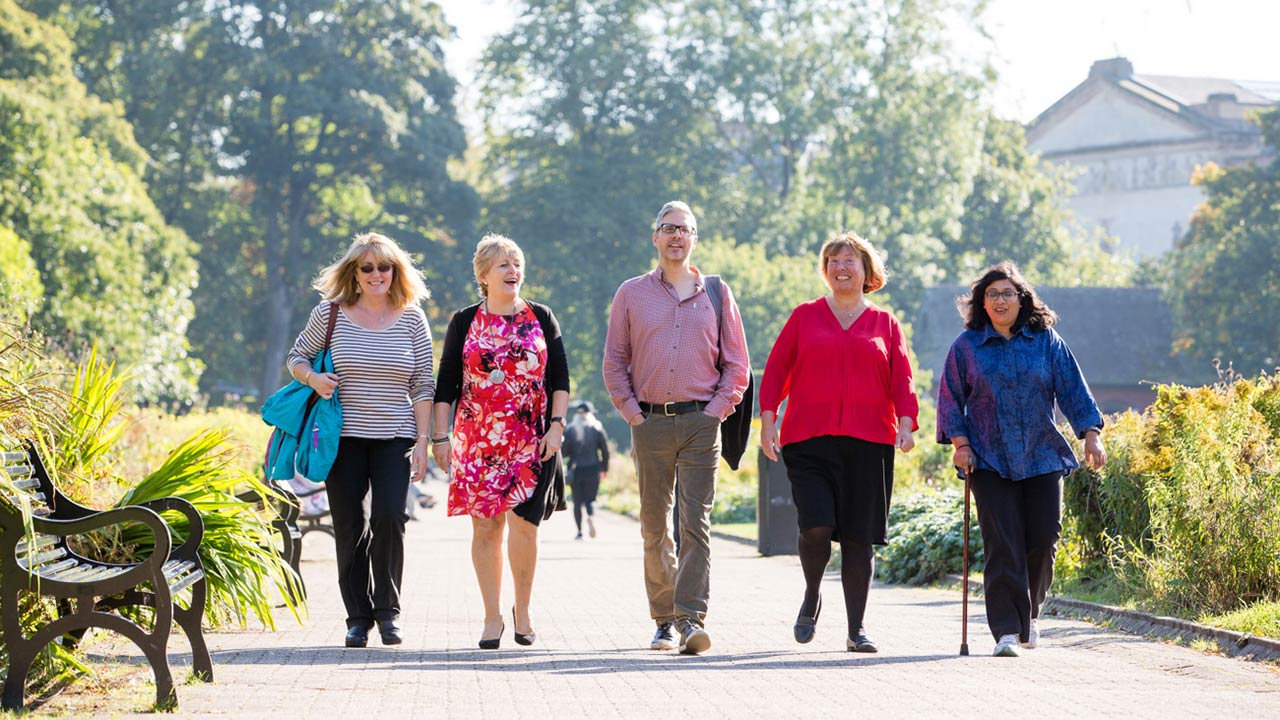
[323,302,338,351]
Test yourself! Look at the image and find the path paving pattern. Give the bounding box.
[41,492,1280,718]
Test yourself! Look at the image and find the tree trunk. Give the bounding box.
[259,192,294,396]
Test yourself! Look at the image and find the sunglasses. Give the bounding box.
[358,262,394,274]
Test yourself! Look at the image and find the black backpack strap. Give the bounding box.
[704,275,724,366]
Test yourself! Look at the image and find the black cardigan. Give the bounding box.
[435,301,570,524]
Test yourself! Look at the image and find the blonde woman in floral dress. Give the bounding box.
[432,234,570,649]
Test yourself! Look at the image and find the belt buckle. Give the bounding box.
[662,402,677,416]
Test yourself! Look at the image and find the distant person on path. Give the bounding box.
[602,200,750,655]
[286,232,434,649]
[433,234,570,650]
[936,261,1107,658]
[562,401,610,540]
[759,232,919,653]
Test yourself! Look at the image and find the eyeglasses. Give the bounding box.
[656,223,697,236]
[985,289,1018,302]
[359,262,394,274]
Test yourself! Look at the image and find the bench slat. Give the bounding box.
[168,568,205,595]
[35,557,83,577]
[15,534,61,554]
[162,559,197,580]
[0,451,26,463]
[4,464,34,478]
[18,546,69,569]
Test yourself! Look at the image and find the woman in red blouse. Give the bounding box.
[759,232,920,653]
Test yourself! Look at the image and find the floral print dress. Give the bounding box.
[447,304,548,518]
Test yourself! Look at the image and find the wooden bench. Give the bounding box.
[0,445,213,711]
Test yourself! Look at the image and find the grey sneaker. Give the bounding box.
[993,634,1021,657]
[676,619,711,655]
[1021,619,1039,649]
[651,622,677,650]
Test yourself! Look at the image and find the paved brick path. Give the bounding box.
[39,487,1280,718]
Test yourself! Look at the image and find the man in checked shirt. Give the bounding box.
[602,200,750,655]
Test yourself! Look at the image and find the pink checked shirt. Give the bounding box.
[603,266,751,424]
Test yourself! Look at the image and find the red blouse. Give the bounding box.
[759,298,920,447]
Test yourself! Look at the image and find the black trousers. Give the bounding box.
[571,464,601,532]
[970,469,1063,642]
[326,436,414,627]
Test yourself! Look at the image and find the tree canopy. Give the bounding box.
[1168,108,1280,374]
[1,0,199,401]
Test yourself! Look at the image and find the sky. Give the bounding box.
[436,0,1279,133]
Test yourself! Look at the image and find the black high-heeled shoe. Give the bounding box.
[793,594,821,644]
[478,622,504,650]
[512,606,536,646]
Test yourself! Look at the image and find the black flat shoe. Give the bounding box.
[793,594,821,644]
[847,629,878,653]
[512,606,536,646]
[345,624,371,648]
[478,622,504,650]
[378,620,403,645]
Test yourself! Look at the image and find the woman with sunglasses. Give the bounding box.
[286,232,435,649]
[936,261,1107,657]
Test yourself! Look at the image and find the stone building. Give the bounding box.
[1026,57,1279,259]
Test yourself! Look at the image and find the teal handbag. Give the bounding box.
[262,303,343,483]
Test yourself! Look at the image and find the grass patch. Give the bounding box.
[1200,600,1280,639]
[712,522,757,541]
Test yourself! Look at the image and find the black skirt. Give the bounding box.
[781,435,895,545]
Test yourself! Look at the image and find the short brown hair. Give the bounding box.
[819,232,887,293]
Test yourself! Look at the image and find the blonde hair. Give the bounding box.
[313,232,429,309]
[819,232,887,293]
[473,234,525,298]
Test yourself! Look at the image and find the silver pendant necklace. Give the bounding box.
[485,299,513,384]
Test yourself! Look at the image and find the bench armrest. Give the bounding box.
[26,505,173,567]
[133,497,204,560]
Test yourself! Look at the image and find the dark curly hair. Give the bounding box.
[958,262,1058,332]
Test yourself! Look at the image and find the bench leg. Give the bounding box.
[3,653,32,711]
[175,579,213,682]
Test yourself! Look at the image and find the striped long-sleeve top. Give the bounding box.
[287,302,434,439]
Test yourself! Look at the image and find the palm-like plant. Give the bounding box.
[52,346,305,628]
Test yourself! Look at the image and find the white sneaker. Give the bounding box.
[1021,619,1039,649]
[993,634,1021,657]
[587,516,597,538]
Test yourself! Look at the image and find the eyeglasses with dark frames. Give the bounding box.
[985,289,1018,302]
[656,223,697,236]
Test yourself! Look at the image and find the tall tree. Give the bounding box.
[1,0,200,401]
[954,115,1134,286]
[478,0,730,416]
[30,0,479,395]
[1168,108,1280,373]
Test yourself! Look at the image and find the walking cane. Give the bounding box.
[959,466,971,656]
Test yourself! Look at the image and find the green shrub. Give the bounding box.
[877,489,983,585]
[1062,372,1280,615]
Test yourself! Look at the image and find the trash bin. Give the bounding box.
[756,448,797,555]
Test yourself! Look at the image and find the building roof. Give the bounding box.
[1029,58,1277,142]
[912,285,1203,389]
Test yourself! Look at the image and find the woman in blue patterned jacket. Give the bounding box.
[936,262,1107,658]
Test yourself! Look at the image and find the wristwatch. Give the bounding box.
[549,416,565,428]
